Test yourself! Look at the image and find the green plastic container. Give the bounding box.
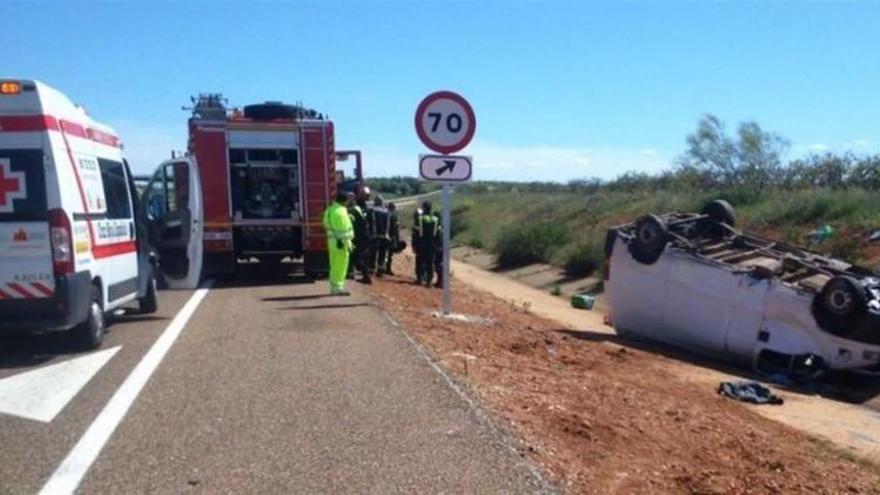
[571,293,595,310]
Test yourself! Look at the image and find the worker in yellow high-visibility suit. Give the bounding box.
[323,191,354,295]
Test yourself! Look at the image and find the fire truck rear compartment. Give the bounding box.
[229,148,302,260]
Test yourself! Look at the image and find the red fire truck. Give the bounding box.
[142,95,363,288]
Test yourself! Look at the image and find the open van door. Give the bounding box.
[142,159,203,289]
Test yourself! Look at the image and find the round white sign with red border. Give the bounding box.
[414,91,476,154]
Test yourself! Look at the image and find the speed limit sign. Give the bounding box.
[414,91,476,154]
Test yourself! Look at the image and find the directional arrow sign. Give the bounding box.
[419,155,472,182]
[0,346,120,422]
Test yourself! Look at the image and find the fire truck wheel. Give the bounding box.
[72,285,106,350]
[813,275,867,335]
[701,199,736,227]
[629,214,668,265]
[138,269,158,314]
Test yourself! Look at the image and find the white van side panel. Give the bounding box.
[47,128,138,309]
[607,238,672,337]
[663,253,734,353]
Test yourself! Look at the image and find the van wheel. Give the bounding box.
[702,199,736,227]
[629,214,668,265]
[813,276,867,335]
[73,286,105,350]
[138,269,158,314]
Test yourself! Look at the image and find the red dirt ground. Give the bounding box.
[368,255,880,494]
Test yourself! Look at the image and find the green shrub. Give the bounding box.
[467,236,485,249]
[563,241,605,277]
[494,222,569,268]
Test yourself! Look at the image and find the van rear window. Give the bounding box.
[0,149,47,222]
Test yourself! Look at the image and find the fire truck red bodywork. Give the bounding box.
[188,103,337,275]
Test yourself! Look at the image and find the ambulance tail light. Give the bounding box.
[49,209,74,275]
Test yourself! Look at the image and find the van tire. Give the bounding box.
[73,286,105,350]
[629,214,668,265]
[702,199,736,227]
[138,269,158,314]
[813,276,867,335]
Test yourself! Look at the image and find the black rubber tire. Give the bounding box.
[702,199,736,227]
[629,214,669,265]
[243,103,298,120]
[138,269,158,314]
[813,275,868,335]
[72,285,105,350]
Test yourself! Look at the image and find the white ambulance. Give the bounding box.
[0,79,157,349]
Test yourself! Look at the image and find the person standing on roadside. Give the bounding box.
[349,194,372,284]
[368,196,392,277]
[322,191,354,296]
[411,202,424,281]
[385,202,400,275]
[415,201,441,286]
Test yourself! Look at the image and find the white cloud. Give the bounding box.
[845,139,871,148]
[808,143,829,152]
[359,141,671,182]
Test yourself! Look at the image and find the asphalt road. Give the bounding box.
[0,266,545,494]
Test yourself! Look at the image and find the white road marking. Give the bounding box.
[40,283,212,495]
[0,347,120,423]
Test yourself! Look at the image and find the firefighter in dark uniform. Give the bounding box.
[411,203,424,281]
[415,202,441,286]
[348,194,372,284]
[385,202,400,275]
[368,196,396,277]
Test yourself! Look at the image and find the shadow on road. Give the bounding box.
[0,332,85,369]
[278,302,373,311]
[211,261,317,290]
[262,294,337,302]
[556,328,880,407]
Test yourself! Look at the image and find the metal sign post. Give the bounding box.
[414,91,476,316]
[441,183,452,314]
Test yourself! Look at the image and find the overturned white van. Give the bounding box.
[606,200,880,378]
[0,79,157,348]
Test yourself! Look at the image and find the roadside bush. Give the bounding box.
[827,234,863,263]
[494,222,569,268]
[563,241,605,278]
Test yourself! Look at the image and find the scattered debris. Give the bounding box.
[431,311,494,326]
[570,293,595,310]
[869,229,880,243]
[808,224,834,244]
[717,381,784,405]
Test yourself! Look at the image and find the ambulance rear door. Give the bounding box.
[143,158,203,289]
[0,81,55,302]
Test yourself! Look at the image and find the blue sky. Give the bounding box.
[4,0,879,181]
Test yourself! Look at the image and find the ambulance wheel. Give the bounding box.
[813,276,867,335]
[73,285,105,350]
[629,214,668,265]
[138,269,158,314]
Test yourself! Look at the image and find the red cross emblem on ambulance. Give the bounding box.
[0,159,27,213]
